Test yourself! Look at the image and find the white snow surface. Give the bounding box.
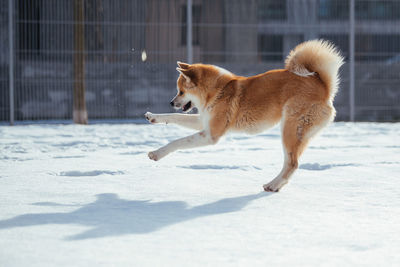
[0,122,399,267]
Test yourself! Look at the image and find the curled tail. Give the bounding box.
[285,39,344,100]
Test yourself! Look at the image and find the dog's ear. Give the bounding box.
[176,67,197,85]
[177,61,190,69]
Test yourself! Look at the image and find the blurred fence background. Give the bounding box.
[1,0,400,123]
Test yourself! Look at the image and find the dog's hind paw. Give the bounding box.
[263,178,288,192]
[144,112,157,123]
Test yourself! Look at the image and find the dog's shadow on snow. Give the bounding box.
[0,192,270,240]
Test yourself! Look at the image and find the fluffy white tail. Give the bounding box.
[285,40,344,100]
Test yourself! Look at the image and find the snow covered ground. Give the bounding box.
[0,121,399,267]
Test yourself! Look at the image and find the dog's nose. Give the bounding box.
[170,101,174,107]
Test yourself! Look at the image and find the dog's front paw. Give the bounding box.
[149,150,165,161]
[263,178,288,192]
[144,112,157,124]
[148,149,168,161]
[148,151,158,161]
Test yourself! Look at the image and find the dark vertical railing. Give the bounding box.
[186,0,193,64]
[8,0,15,125]
[349,0,355,121]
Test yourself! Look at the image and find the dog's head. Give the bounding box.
[171,61,232,113]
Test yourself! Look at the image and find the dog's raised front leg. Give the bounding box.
[145,112,202,130]
[148,130,217,161]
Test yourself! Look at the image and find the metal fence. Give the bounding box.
[1,0,400,123]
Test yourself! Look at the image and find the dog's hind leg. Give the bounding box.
[145,112,202,130]
[263,102,334,192]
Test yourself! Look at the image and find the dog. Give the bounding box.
[144,39,344,192]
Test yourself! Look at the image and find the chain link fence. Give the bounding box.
[1,0,400,123]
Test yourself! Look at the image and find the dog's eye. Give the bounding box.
[179,91,184,96]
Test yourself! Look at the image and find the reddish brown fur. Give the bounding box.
[177,65,331,137]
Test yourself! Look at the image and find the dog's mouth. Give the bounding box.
[182,101,192,112]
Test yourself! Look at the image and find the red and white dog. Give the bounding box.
[145,40,344,192]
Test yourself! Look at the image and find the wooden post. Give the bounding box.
[73,0,88,124]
